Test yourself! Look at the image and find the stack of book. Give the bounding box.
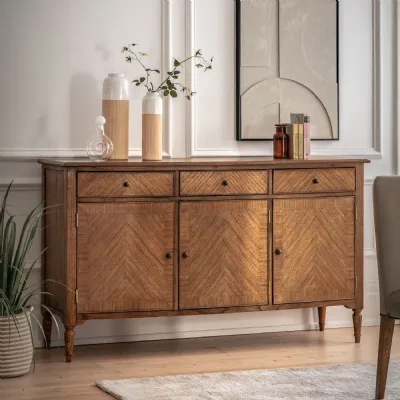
[286,114,311,160]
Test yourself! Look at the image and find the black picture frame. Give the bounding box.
[235,0,339,141]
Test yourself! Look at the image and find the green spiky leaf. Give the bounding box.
[0,181,72,364]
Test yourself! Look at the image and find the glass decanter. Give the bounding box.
[86,116,114,161]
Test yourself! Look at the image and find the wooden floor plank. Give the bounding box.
[1,327,399,400]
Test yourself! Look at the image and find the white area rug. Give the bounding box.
[96,361,400,399]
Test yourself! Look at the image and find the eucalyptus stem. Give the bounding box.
[122,43,213,100]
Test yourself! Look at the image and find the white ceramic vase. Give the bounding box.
[0,312,33,378]
[142,92,163,161]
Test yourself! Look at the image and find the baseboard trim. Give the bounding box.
[37,317,381,349]
[41,322,319,348]
[0,178,42,191]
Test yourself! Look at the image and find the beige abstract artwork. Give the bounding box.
[238,0,338,140]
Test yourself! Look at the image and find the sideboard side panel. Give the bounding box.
[354,163,365,310]
[43,168,67,318]
[65,168,77,327]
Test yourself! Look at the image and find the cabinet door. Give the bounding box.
[273,197,355,304]
[77,202,175,313]
[180,200,268,309]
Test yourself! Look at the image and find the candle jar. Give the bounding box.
[273,124,288,159]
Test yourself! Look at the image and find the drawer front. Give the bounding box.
[273,168,356,194]
[78,172,174,197]
[180,171,268,196]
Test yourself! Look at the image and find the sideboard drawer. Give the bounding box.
[78,172,174,197]
[180,171,268,196]
[273,168,356,194]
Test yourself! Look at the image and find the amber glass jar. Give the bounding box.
[273,124,288,159]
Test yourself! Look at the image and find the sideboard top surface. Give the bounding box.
[39,157,370,168]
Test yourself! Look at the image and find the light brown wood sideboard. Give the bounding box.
[39,157,369,362]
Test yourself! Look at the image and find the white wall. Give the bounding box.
[0,0,398,348]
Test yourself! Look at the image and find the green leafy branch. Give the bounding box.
[122,44,213,100]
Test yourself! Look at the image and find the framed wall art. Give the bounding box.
[236,0,339,141]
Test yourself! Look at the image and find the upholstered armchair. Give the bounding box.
[373,176,400,399]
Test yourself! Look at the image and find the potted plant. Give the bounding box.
[122,43,213,160]
[0,182,58,378]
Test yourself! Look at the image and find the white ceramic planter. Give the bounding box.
[142,92,163,161]
[0,312,33,378]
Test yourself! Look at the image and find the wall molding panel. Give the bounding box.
[0,148,171,159]
[372,0,383,159]
[162,0,173,158]
[185,0,196,158]
[0,0,172,161]
[397,0,400,173]
[186,0,383,159]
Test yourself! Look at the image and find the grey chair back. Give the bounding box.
[373,176,400,319]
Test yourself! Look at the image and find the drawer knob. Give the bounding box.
[275,249,282,255]
[166,252,173,259]
[312,178,319,184]
[222,180,229,186]
[123,181,130,187]
[182,252,189,259]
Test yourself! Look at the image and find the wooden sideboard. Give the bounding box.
[39,157,369,362]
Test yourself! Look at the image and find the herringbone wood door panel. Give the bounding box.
[77,202,174,313]
[273,197,355,304]
[179,200,268,309]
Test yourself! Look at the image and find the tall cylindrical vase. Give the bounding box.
[102,73,130,160]
[142,92,163,161]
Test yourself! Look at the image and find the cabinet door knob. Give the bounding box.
[166,252,173,259]
[182,252,189,259]
[123,181,130,187]
[222,180,229,186]
[275,249,282,255]
[312,178,319,184]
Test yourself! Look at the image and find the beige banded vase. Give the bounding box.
[102,73,130,160]
[142,92,163,161]
[0,312,33,378]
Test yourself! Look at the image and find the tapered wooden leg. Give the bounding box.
[65,327,75,363]
[42,311,52,349]
[318,307,326,331]
[376,316,395,400]
[353,309,362,343]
